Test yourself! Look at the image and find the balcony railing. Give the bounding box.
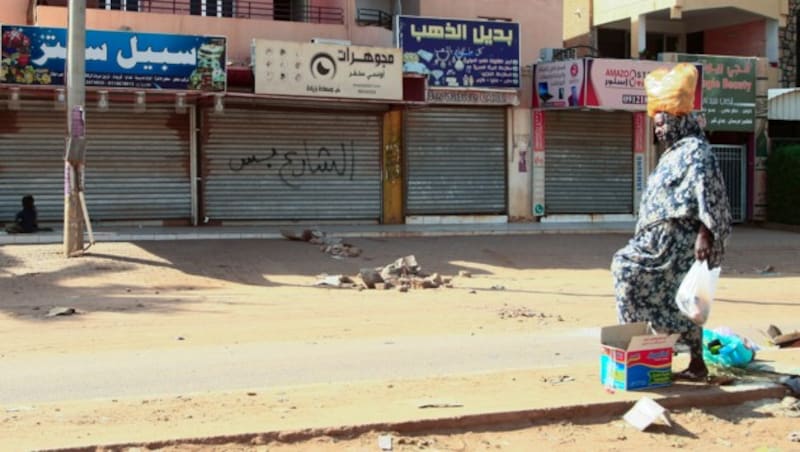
[76,0,344,25]
[355,8,392,30]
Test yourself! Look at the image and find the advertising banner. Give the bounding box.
[533,59,584,108]
[252,39,402,100]
[1,24,226,91]
[584,58,703,111]
[396,16,520,89]
[676,54,756,132]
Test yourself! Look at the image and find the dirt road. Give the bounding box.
[1,226,799,450]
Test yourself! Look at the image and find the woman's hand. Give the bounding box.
[695,225,713,261]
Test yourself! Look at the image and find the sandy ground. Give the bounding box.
[181,399,800,452]
[1,227,799,450]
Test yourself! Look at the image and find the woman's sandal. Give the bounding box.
[672,369,709,382]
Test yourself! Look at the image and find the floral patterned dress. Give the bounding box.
[611,135,732,352]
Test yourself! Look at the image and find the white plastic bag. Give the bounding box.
[675,260,721,326]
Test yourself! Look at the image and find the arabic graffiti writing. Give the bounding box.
[383,138,401,182]
[228,141,356,189]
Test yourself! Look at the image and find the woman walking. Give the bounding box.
[611,63,732,381]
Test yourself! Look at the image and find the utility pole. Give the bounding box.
[64,0,87,257]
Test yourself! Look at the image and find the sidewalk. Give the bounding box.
[0,220,636,245]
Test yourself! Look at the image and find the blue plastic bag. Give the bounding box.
[702,328,755,368]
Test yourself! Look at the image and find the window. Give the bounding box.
[104,0,139,11]
[190,0,234,18]
[274,0,292,21]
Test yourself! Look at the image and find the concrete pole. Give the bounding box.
[64,0,86,257]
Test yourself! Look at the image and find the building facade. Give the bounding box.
[0,0,562,227]
[551,0,791,222]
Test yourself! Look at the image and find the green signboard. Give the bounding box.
[676,54,756,132]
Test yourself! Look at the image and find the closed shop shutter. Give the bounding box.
[202,108,382,221]
[405,107,506,215]
[0,103,191,223]
[545,110,633,214]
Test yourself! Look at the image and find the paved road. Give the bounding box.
[0,329,600,404]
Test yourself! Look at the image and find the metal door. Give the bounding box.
[0,102,191,222]
[711,144,747,223]
[202,108,382,221]
[545,110,633,214]
[404,107,506,215]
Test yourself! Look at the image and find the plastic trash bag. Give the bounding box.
[702,328,756,368]
[675,260,721,326]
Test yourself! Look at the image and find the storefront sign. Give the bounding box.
[676,54,756,132]
[533,59,584,108]
[1,25,226,91]
[397,16,520,89]
[585,58,702,111]
[427,88,518,105]
[252,39,402,100]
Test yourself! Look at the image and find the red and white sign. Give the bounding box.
[533,110,546,152]
[584,59,703,111]
[633,112,646,154]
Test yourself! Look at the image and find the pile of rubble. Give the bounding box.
[315,255,455,292]
[281,229,361,259]
[497,305,564,322]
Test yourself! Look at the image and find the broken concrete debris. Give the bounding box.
[623,397,671,432]
[315,255,453,292]
[766,324,800,348]
[498,305,562,322]
[281,229,361,258]
[314,274,357,289]
[45,307,79,317]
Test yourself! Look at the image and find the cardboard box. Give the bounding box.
[600,323,679,391]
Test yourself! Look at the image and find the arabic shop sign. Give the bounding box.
[676,54,756,132]
[1,25,226,91]
[251,39,402,100]
[584,58,703,111]
[396,16,520,89]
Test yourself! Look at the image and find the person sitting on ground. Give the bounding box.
[5,194,39,234]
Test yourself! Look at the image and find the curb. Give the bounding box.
[0,226,635,245]
[46,383,788,452]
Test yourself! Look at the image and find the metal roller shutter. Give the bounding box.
[545,110,633,214]
[405,107,506,215]
[0,102,191,223]
[202,108,382,221]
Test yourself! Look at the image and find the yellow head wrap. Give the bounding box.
[644,63,697,118]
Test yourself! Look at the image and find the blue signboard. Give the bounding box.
[396,16,520,89]
[1,25,226,91]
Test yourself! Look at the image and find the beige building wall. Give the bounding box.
[563,0,593,47]
[593,0,787,27]
[0,0,30,25]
